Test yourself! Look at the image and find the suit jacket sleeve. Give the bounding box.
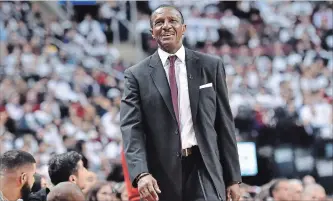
[120,68,149,188]
[215,59,242,185]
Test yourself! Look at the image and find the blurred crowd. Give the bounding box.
[0,1,332,201]
[239,175,329,201]
[0,1,126,179]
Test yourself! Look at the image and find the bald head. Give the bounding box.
[47,182,85,201]
[302,184,326,201]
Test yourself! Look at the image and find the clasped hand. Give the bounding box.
[138,174,161,201]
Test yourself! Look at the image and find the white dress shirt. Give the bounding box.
[158,45,198,149]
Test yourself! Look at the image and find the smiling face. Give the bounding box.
[150,7,186,54]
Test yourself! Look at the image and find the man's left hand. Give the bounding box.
[226,183,241,201]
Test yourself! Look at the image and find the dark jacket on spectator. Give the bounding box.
[28,188,50,201]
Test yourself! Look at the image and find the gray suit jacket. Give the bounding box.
[120,48,241,201]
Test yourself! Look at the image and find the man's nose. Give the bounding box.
[162,21,171,29]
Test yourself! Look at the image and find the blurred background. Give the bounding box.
[0,1,332,200]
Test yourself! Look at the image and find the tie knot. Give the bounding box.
[168,55,177,65]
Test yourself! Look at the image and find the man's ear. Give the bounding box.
[20,173,27,186]
[150,28,155,39]
[182,24,187,35]
[69,175,77,184]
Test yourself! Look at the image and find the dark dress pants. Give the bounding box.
[182,147,221,201]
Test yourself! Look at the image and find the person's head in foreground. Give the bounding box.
[0,150,36,201]
[269,179,291,201]
[150,4,186,54]
[86,181,120,201]
[301,183,326,201]
[48,151,89,190]
[288,179,303,201]
[46,182,85,201]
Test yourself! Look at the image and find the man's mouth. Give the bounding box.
[162,33,174,37]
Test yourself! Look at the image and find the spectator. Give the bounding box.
[48,151,89,189]
[288,179,303,201]
[301,183,327,201]
[29,151,89,201]
[269,179,291,201]
[0,150,36,201]
[46,182,85,201]
[86,181,120,201]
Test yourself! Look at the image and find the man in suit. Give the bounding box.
[120,4,242,201]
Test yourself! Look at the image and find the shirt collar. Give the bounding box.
[158,45,185,67]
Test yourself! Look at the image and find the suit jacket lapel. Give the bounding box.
[149,51,178,122]
[185,48,200,123]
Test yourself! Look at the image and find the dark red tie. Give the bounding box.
[168,55,179,125]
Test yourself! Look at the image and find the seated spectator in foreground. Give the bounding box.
[301,183,327,201]
[269,179,291,201]
[288,179,303,201]
[86,181,120,201]
[29,151,89,201]
[0,150,36,201]
[46,182,85,201]
[48,151,89,189]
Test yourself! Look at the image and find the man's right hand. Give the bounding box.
[137,174,161,201]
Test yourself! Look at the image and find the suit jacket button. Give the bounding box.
[175,129,179,135]
[176,152,181,158]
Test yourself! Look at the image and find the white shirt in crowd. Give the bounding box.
[300,103,332,128]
